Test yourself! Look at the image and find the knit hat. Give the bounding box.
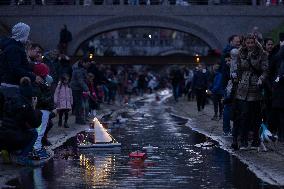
[33,63,49,77]
[11,22,30,43]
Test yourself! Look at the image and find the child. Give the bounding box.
[33,62,54,159]
[54,74,73,128]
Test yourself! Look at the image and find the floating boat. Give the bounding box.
[78,118,121,149]
[129,151,147,160]
[142,145,159,152]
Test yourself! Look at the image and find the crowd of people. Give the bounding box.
[170,31,284,150]
[1,0,283,5]
[0,22,161,162]
[0,21,283,166]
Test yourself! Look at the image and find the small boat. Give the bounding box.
[142,145,158,152]
[78,118,121,149]
[129,151,147,160]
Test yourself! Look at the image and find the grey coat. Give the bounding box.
[70,66,89,92]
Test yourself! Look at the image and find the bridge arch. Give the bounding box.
[69,15,222,55]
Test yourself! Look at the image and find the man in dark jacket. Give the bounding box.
[192,64,209,112]
[0,23,43,86]
[169,67,183,102]
[59,25,72,54]
[0,23,43,122]
[70,60,90,124]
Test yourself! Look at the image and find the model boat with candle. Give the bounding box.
[78,118,121,149]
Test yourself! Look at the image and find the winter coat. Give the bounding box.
[170,69,183,87]
[70,65,89,92]
[235,44,268,101]
[0,86,42,151]
[34,83,54,111]
[272,46,284,109]
[192,70,209,90]
[210,72,224,95]
[0,38,35,85]
[54,83,73,110]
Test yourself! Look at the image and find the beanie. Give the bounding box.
[11,22,30,43]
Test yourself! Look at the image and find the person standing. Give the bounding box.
[222,50,238,139]
[70,60,90,125]
[58,25,72,54]
[235,34,268,150]
[271,40,284,142]
[170,67,183,102]
[54,74,73,128]
[184,68,194,101]
[192,64,209,112]
[209,64,224,121]
[32,62,54,159]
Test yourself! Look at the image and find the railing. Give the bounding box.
[0,0,283,6]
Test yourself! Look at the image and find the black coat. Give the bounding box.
[272,46,284,109]
[192,70,209,90]
[0,38,36,85]
[33,83,54,111]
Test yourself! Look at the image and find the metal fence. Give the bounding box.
[0,0,282,5]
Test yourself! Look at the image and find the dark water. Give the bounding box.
[6,96,280,189]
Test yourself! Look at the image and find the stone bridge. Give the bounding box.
[0,5,283,55]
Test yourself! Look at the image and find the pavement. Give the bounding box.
[167,96,284,187]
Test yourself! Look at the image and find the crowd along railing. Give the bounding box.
[0,0,283,6]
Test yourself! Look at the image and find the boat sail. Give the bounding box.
[78,118,121,149]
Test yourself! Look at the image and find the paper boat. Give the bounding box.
[78,118,121,149]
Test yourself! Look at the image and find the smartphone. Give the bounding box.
[279,33,284,42]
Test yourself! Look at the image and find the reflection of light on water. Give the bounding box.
[79,153,116,187]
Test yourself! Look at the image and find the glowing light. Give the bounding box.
[148,35,152,39]
[89,53,93,59]
[196,57,200,63]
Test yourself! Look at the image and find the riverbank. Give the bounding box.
[167,97,284,186]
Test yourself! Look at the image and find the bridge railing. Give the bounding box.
[0,0,283,6]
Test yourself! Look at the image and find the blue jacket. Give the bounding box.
[210,72,224,95]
